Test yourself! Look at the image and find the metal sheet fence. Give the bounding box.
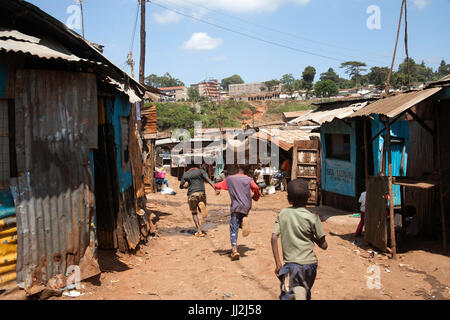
[12,69,99,292]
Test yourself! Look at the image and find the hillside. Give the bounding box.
[151,99,316,133]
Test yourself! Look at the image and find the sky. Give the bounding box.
[28,0,449,86]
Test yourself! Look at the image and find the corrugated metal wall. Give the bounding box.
[11,69,99,292]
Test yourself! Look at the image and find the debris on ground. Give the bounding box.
[63,290,83,298]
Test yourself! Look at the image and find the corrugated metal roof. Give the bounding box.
[251,128,319,151]
[288,102,369,125]
[348,87,442,119]
[282,110,312,119]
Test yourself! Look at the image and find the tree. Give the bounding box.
[301,66,316,92]
[320,68,339,83]
[368,67,390,90]
[294,79,304,91]
[145,72,184,88]
[438,59,450,78]
[264,79,280,92]
[340,61,367,87]
[314,80,339,98]
[187,87,200,102]
[221,74,244,91]
[280,74,295,94]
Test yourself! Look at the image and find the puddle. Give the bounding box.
[158,208,230,236]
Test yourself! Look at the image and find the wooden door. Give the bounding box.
[291,140,321,205]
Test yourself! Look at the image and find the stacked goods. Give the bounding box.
[141,105,157,136]
[0,190,17,287]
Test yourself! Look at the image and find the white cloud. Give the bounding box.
[182,32,223,50]
[410,0,431,10]
[153,10,182,24]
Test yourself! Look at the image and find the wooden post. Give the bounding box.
[291,143,298,181]
[363,118,369,190]
[139,0,146,85]
[435,106,448,253]
[385,118,397,258]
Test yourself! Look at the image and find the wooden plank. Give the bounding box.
[385,119,397,258]
[364,176,388,251]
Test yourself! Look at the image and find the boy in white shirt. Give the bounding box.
[354,191,366,237]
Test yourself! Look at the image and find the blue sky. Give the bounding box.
[29,0,449,85]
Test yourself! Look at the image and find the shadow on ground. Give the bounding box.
[213,245,255,258]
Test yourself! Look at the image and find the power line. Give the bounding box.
[155,0,388,65]
[129,0,140,52]
[170,0,391,60]
[150,1,377,66]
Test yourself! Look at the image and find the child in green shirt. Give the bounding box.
[271,178,328,300]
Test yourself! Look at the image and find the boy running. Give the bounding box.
[271,178,328,300]
[215,164,260,261]
[180,164,216,237]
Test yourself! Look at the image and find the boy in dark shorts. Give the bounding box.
[271,178,328,300]
[180,164,216,237]
[215,164,260,261]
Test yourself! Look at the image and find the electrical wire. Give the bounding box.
[168,0,391,60]
[150,0,379,66]
[153,0,388,65]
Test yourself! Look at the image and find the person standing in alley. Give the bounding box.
[180,163,216,237]
[271,178,328,300]
[215,164,261,261]
[354,191,366,237]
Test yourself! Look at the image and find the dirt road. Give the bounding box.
[52,174,447,301]
[4,174,449,300]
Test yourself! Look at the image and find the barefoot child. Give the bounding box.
[271,178,328,300]
[215,164,260,261]
[180,164,216,237]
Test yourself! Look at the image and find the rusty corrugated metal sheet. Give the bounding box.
[349,88,442,119]
[289,102,368,125]
[11,69,100,293]
[0,29,97,64]
[251,128,319,151]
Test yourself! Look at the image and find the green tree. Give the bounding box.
[340,61,367,87]
[280,73,295,94]
[294,79,304,91]
[368,66,390,90]
[264,79,280,91]
[145,72,184,88]
[221,74,244,91]
[314,80,339,98]
[301,66,316,92]
[437,59,450,78]
[320,68,340,83]
[187,87,200,102]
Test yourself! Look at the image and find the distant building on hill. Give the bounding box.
[158,86,187,102]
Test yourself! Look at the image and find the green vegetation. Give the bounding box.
[221,74,244,91]
[314,80,339,97]
[265,100,315,115]
[145,72,184,88]
[153,100,252,132]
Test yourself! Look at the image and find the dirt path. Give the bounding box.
[48,175,450,300]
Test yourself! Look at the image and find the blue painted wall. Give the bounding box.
[106,94,133,193]
[321,119,357,198]
[0,58,10,99]
[370,115,409,206]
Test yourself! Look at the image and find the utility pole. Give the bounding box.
[139,0,146,85]
[127,51,135,79]
[77,0,85,38]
